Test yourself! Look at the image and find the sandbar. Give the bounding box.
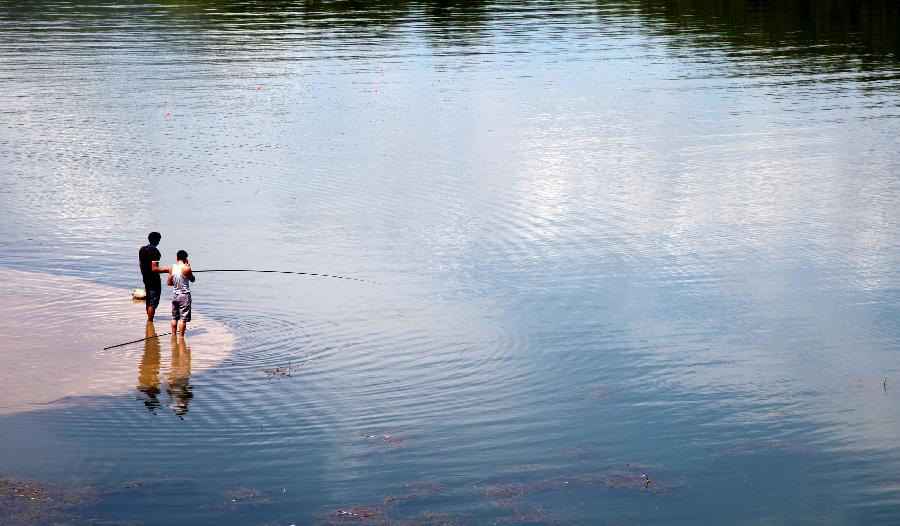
[0,267,234,415]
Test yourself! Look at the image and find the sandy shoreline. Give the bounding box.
[0,268,234,415]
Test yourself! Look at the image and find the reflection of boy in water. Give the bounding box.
[167,336,193,418]
[137,323,162,413]
[135,327,193,417]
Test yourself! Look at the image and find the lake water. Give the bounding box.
[1,1,899,524]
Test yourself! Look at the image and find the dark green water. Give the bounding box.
[1,1,899,524]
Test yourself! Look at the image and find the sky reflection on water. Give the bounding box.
[1,1,899,524]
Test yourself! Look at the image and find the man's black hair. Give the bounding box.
[177,250,188,262]
[148,232,162,245]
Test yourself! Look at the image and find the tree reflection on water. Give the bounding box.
[1,0,897,69]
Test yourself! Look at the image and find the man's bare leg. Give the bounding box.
[147,305,156,322]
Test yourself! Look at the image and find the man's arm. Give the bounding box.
[151,261,171,274]
[166,268,174,287]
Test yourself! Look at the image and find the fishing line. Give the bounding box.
[105,270,376,349]
[191,269,382,284]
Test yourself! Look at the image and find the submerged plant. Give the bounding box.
[264,362,305,379]
[0,475,102,525]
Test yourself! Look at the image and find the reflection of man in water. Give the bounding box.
[136,327,193,417]
[167,335,193,418]
[137,323,162,413]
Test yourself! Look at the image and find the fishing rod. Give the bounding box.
[103,328,200,351]
[104,331,172,350]
[191,269,382,284]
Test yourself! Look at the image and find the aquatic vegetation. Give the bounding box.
[326,506,390,524]
[121,475,194,492]
[317,482,445,525]
[0,475,102,525]
[264,362,305,379]
[482,463,677,502]
[362,433,409,448]
[204,486,274,510]
[841,376,889,393]
[587,385,612,401]
[485,481,545,499]
[0,477,50,502]
[512,464,550,472]
[600,471,655,491]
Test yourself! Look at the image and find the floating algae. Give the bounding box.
[0,475,102,525]
[263,359,312,379]
[586,385,612,401]
[485,481,548,499]
[314,462,684,525]
[317,482,445,525]
[362,433,409,449]
[482,463,681,502]
[264,363,301,379]
[203,486,275,510]
[120,474,194,492]
[0,267,234,415]
[512,464,551,473]
[328,506,389,524]
[842,376,891,393]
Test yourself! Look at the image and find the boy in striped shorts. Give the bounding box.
[167,250,196,337]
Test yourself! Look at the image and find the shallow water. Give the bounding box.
[1,1,899,524]
[0,267,234,415]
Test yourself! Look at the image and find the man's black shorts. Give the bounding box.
[144,288,161,309]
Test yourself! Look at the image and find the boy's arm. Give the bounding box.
[185,262,195,282]
[166,268,174,286]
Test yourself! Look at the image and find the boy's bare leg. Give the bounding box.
[178,321,187,337]
[171,318,177,333]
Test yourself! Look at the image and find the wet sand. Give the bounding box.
[0,267,234,415]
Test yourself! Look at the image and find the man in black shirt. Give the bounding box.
[138,231,170,322]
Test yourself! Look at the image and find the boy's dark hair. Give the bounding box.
[176,250,188,262]
[148,232,162,245]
